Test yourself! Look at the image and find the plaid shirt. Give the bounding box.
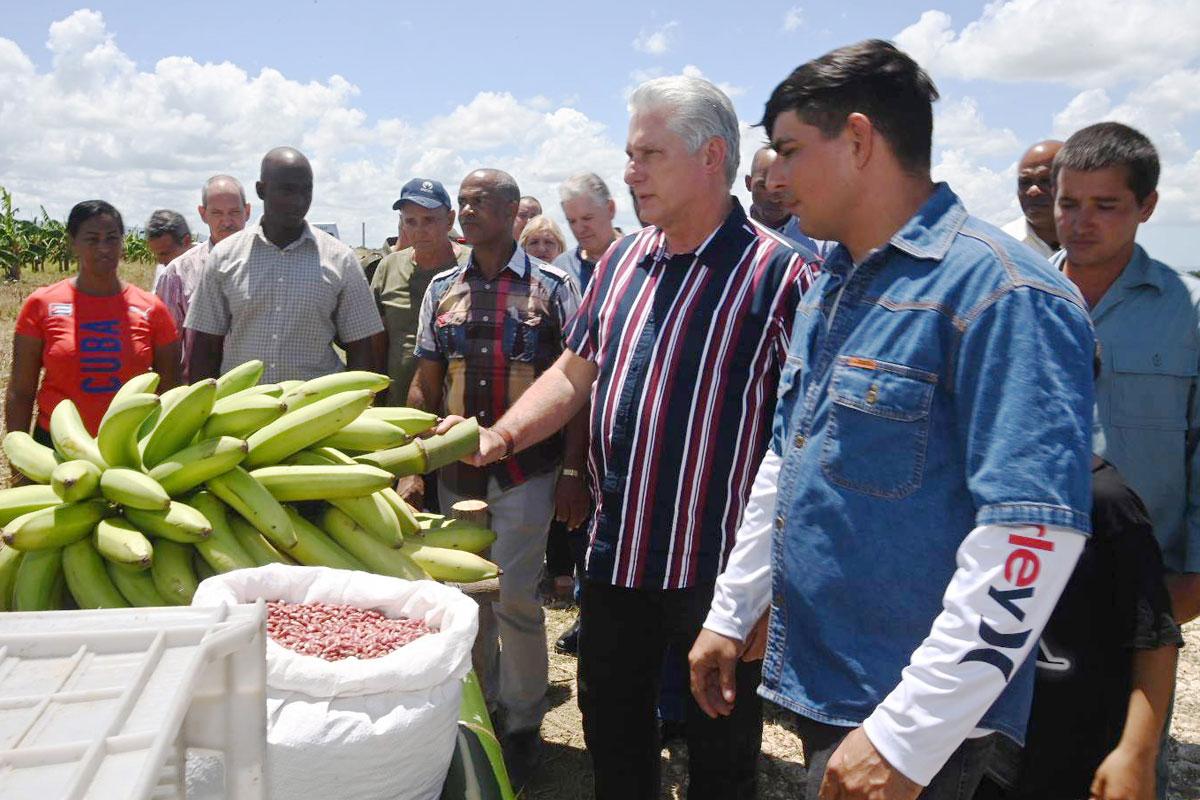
[414,245,581,494]
[185,222,384,382]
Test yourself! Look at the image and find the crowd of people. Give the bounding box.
[4,36,1198,800]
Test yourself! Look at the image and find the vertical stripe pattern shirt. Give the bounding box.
[566,198,818,590]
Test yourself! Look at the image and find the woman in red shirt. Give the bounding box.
[5,200,181,445]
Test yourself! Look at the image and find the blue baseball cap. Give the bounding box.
[393,178,451,211]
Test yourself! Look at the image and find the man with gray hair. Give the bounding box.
[156,175,252,381]
[145,209,193,292]
[555,172,619,293]
[436,76,819,798]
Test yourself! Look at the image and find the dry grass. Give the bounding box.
[0,266,1195,798]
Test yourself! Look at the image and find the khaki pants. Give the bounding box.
[440,470,557,735]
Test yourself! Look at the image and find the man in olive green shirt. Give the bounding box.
[371,178,469,408]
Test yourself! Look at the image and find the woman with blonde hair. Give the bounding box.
[517,214,567,263]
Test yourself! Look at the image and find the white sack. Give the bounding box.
[193,565,478,800]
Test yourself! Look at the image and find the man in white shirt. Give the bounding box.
[1001,140,1063,259]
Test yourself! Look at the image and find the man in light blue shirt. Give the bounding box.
[1052,121,1198,800]
[1052,122,1200,624]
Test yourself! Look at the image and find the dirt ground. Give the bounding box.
[529,608,1200,800]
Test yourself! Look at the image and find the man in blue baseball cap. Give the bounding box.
[371,177,470,507]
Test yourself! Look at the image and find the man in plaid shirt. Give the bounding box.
[187,147,384,381]
[409,168,583,790]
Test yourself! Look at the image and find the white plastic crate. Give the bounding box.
[0,602,267,800]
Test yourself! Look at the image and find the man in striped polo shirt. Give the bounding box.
[441,77,818,799]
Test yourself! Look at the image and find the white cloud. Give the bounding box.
[632,21,679,56]
[1050,88,1112,139]
[783,6,805,32]
[934,97,1021,158]
[0,10,635,247]
[622,64,745,103]
[1046,72,1200,224]
[895,0,1200,87]
[681,64,746,98]
[932,148,1018,226]
[894,2,1200,235]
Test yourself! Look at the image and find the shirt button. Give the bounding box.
[479,379,487,386]
[482,315,490,322]
[275,306,282,312]
[278,277,283,283]
[481,347,489,354]
[1153,353,1163,367]
[272,334,278,340]
[794,434,806,449]
[484,283,492,290]
[774,515,785,530]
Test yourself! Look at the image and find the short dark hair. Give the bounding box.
[146,209,190,243]
[1052,122,1160,204]
[761,39,940,173]
[66,200,124,238]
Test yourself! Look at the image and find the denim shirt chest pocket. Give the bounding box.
[1108,344,1197,431]
[820,357,937,499]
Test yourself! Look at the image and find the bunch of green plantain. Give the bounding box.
[0,361,496,611]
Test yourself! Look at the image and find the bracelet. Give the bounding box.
[561,468,582,479]
[493,427,516,461]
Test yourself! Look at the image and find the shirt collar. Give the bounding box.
[1051,243,1163,296]
[253,220,316,252]
[466,243,529,279]
[1113,244,1162,293]
[887,182,969,262]
[644,196,753,270]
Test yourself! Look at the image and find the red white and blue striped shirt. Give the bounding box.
[566,199,818,589]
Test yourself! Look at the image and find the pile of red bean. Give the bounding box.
[266,600,435,661]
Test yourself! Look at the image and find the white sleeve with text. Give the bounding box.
[862,523,1085,786]
[703,450,781,642]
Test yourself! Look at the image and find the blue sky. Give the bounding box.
[1,1,1196,266]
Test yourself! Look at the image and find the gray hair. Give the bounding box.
[628,75,740,187]
[145,209,190,243]
[559,173,612,206]
[201,174,247,207]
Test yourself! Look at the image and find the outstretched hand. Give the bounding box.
[436,415,508,467]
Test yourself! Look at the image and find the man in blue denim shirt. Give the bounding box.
[690,40,1095,800]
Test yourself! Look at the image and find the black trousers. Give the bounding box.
[578,579,763,800]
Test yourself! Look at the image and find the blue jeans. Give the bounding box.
[797,716,995,800]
